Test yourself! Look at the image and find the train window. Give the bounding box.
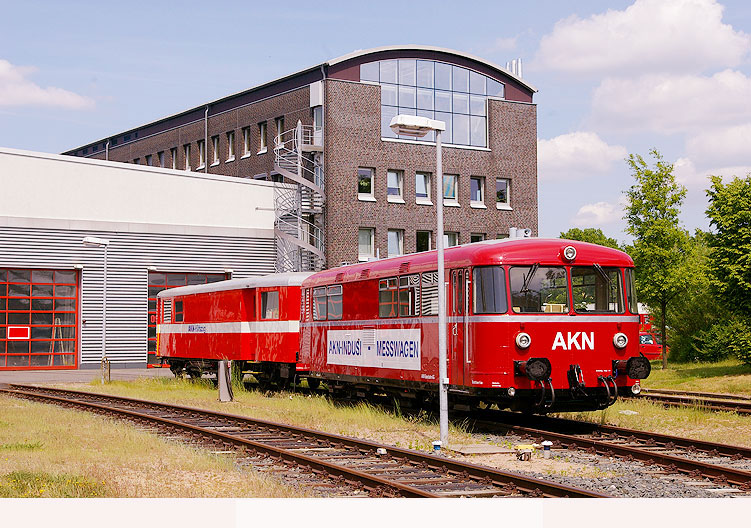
[313,287,327,320]
[398,275,420,316]
[509,266,568,313]
[174,300,184,322]
[379,278,398,318]
[624,268,638,314]
[261,291,280,320]
[327,285,343,320]
[571,266,624,313]
[421,272,439,315]
[640,334,655,345]
[473,266,507,314]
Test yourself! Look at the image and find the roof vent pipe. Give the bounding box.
[518,58,523,78]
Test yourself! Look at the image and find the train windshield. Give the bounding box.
[509,266,568,313]
[571,266,624,313]
[624,268,638,313]
[473,266,507,314]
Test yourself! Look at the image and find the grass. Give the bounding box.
[560,397,751,448]
[71,377,475,451]
[0,471,105,498]
[0,394,306,498]
[644,358,751,395]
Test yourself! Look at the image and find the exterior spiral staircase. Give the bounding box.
[273,120,325,272]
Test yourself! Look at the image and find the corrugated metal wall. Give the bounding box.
[0,225,274,366]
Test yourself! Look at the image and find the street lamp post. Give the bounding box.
[389,115,449,447]
[82,236,110,383]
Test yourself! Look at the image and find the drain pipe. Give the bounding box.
[105,139,110,161]
[204,105,209,173]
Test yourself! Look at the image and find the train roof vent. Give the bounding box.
[399,262,411,274]
[335,272,344,282]
[359,269,370,279]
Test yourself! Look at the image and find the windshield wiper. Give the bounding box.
[520,263,539,293]
[593,263,611,285]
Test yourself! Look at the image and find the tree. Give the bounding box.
[705,175,751,313]
[624,149,689,369]
[704,174,751,365]
[559,228,621,250]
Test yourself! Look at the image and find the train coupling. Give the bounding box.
[514,358,552,381]
[612,357,652,380]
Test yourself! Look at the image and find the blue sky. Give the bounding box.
[2,0,750,243]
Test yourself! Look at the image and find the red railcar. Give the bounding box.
[300,238,650,413]
[157,272,314,387]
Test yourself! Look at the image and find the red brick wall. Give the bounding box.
[323,79,537,267]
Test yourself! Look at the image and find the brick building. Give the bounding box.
[65,46,538,271]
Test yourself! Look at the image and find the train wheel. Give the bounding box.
[307,378,320,390]
[169,362,184,378]
[187,368,202,380]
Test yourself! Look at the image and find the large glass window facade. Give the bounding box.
[1,268,78,369]
[361,59,504,147]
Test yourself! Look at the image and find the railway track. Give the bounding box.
[627,388,751,415]
[468,409,751,492]
[0,384,604,499]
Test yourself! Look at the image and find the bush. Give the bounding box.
[692,317,751,365]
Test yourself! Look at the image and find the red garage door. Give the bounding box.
[0,268,78,370]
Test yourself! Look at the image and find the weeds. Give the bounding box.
[0,471,106,498]
[1,441,44,451]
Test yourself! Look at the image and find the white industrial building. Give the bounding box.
[0,147,276,370]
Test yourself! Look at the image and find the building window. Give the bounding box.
[362,59,498,147]
[184,144,191,170]
[416,230,432,252]
[275,117,285,142]
[211,136,219,166]
[387,170,404,202]
[470,176,485,207]
[133,158,140,165]
[258,122,267,153]
[496,178,511,209]
[388,229,404,256]
[497,233,510,239]
[158,151,165,168]
[445,232,459,247]
[416,172,431,204]
[358,228,374,261]
[242,127,251,157]
[471,233,485,243]
[443,174,458,203]
[0,268,78,369]
[227,131,235,161]
[358,168,375,201]
[170,148,177,169]
[145,155,152,166]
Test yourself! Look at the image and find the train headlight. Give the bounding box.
[613,332,628,349]
[507,387,516,397]
[515,332,532,349]
[562,245,577,262]
[631,383,642,395]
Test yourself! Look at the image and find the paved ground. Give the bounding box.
[0,367,173,385]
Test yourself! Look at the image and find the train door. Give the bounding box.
[449,268,470,385]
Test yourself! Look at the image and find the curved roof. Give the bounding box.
[303,239,632,287]
[157,272,314,299]
[327,45,537,93]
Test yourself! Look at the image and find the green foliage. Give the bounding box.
[663,231,722,362]
[692,316,751,366]
[559,228,621,250]
[705,174,751,315]
[624,149,689,368]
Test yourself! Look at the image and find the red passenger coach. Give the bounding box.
[300,239,650,413]
[157,272,313,386]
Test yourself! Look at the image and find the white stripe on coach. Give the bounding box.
[158,320,300,334]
